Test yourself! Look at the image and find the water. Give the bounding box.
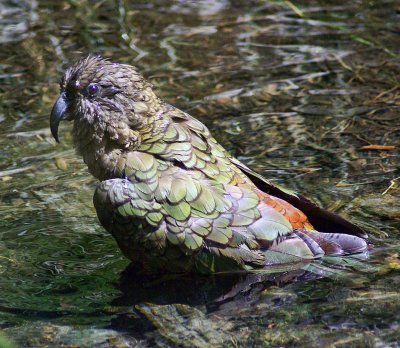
[0,0,399,346]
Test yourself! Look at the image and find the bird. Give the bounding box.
[50,55,369,274]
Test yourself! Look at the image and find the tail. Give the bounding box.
[258,230,370,268]
[294,229,369,257]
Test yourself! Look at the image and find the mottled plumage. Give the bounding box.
[50,56,369,274]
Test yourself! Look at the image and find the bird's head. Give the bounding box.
[50,55,160,144]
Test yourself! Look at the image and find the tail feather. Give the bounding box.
[295,229,369,256]
[257,230,369,267]
[293,230,324,257]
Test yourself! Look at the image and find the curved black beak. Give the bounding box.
[50,92,68,143]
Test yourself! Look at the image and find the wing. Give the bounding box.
[145,106,366,239]
[138,107,329,234]
[93,151,322,274]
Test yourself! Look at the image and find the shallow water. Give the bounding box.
[0,0,399,346]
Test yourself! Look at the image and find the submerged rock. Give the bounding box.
[4,323,143,348]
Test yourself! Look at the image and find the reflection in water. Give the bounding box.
[114,250,373,311]
[114,263,318,309]
[0,0,399,346]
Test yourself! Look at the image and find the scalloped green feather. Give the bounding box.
[183,232,203,251]
[168,177,188,203]
[184,178,201,202]
[174,123,191,142]
[166,220,184,234]
[231,209,258,226]
[148,142,169,154]
[117,203,147,217]
[126,151,155,172]
[191,133,208,151]
[193,148,211,162]
[191,220,211,237]
[146,227,166,242]
[206,229,230,245]
[183,152,197,168]
[146,212,163,226]
[169,142,192,153]
[195,158,206,169]
[155,175,172,201]
[185,116,207,132]
[191,208,220,219]
[214,195,233,212]
[164,124,178,141]
[190,186,216,214]
[203,162,221,177]
[167,231,185,245]
[163,201,191,221]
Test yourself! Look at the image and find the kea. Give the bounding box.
[50,56,369,274]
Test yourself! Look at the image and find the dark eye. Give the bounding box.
[87,83,100,97]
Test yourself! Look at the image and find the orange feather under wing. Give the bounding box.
[256,190,314,230]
